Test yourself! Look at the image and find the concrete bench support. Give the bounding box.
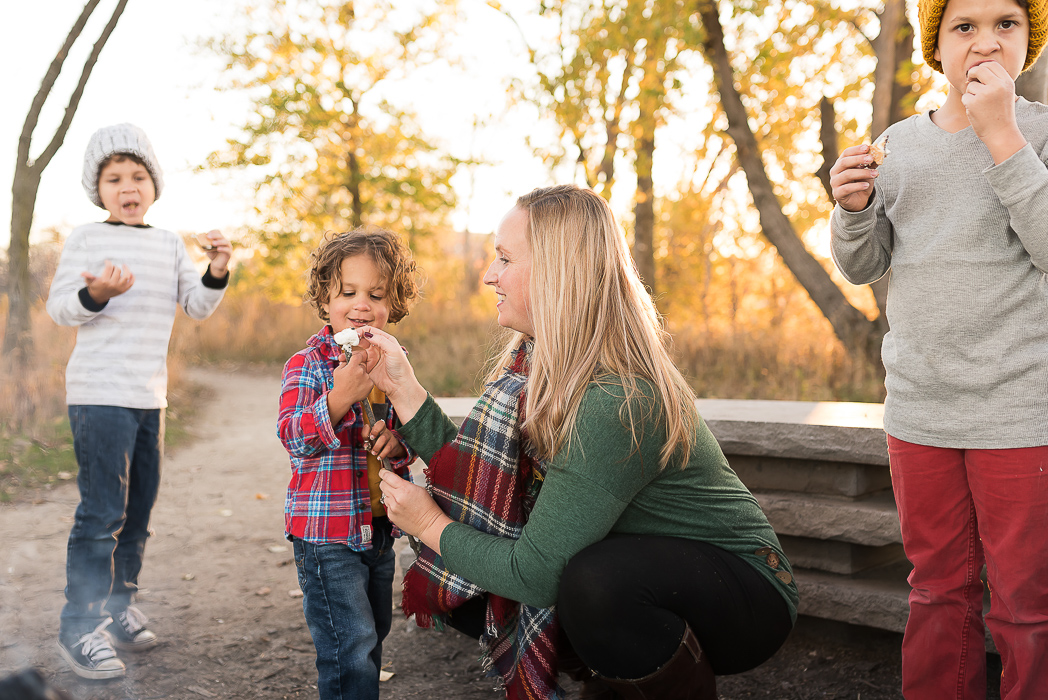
[435,396,997,651]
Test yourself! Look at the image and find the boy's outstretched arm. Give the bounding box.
[47,229,117,325]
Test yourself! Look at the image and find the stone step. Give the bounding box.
[730,454,890,498]
[753,489,902,547]
[796,563,997,653]
[440,397,891,468]
[779,535,905,576]
[697,398,888,466]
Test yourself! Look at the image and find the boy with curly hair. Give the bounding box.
[277,227,420,700]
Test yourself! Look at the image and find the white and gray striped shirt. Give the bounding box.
[46,222,227,409]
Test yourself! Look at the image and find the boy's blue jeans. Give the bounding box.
[293,517,395,700]
[59,405,163,643]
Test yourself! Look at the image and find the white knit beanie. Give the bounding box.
[82,123,164,208]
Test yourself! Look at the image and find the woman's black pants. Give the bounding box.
[447,535,793,679]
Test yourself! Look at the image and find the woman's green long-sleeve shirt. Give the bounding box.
[398,382,798,621]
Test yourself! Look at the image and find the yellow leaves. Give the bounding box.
[202,0,459,290]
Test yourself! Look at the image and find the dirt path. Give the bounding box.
[0,366,974,699]
[0,367,499,700]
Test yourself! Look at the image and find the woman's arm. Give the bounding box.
[395,394,462,463]
[381,385,652,608]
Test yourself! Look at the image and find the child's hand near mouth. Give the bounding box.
[963,60,1026,162]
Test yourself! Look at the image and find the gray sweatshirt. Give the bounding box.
[831,98,1048,449]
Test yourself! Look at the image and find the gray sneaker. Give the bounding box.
[106,605,158,651]
[57,619,126,680]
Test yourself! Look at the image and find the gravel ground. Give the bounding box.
[0,367,1003,699]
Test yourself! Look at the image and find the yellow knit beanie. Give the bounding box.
[919,0,1047,73]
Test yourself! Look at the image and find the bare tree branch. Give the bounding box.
[5,0,130,357]
[816,96,837,200]
[18,0,103,170]
[37,0,131,170]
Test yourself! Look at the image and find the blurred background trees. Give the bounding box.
[4,0,129,359]
[6,0,1048,453]
[203,0,460,301]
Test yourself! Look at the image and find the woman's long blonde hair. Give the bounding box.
[488,184,697,470]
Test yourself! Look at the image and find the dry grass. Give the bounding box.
[0,305,77,438]
[169,291,884,402]
[669,321,885,403]
[0,303,193,500]
[169,292,505,395]
[1,290,884,498]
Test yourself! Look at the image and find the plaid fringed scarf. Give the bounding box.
[401,341,563,700]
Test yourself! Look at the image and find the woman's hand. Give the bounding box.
[379,470,452,554]
[358,326,428,423]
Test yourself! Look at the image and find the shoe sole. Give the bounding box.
[56,641,126,680]
[108,635,158,652]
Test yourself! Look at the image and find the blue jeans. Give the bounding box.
[293,517,396,700]
[60,405,163,642]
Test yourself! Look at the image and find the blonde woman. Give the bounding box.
[361,185,797,700]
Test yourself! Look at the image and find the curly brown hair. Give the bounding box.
[306,227,421,324]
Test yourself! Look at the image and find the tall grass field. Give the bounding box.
[0,289,883,500]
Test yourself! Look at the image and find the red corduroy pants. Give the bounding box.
[887,436,1048,700]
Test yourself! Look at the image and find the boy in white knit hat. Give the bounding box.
[46,123,232,680]
[828,0,1048,697]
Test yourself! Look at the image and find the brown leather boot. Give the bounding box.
[577,678,619,699]
[559,640,620,699]
[597,625,717,700]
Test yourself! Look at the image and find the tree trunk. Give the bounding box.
[5,174,42,358]
[697,0,885,369]
[890,20,915,126]
[631,38,664,295]
[632,121,657,294]
[870,0,904,140]
[816,96,838,199]
[4,0,130,359]
[347,148,363,228]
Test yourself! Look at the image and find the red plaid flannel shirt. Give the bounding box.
[278,326,415,549]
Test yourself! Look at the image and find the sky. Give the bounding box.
[0,0,551,249]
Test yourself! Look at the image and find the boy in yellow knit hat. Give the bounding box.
[828,0,1048,698]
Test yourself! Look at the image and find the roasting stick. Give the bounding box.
[334,328,421,556]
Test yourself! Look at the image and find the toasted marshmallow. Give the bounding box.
[869,136,890,167]
[334,328,360,349]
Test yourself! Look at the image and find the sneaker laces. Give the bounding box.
[119,605,149,634]
[79,620,118,661]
